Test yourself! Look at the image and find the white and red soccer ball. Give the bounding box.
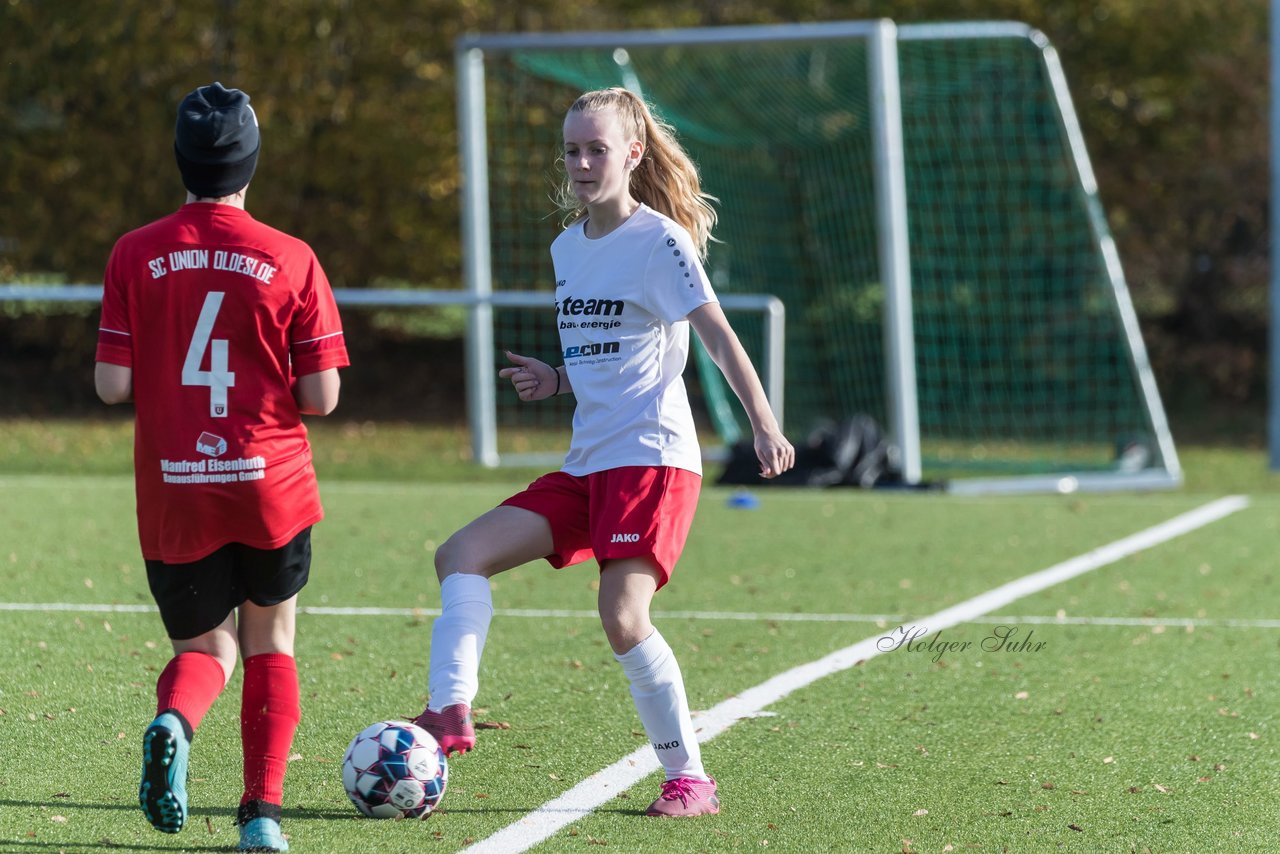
[341,720,448,819]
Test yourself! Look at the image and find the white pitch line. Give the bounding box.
[5,600,1280,629]
[462,494,1249,854]
[981,614,1280,629]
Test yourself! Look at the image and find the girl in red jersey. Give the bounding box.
[415,88,794,817]
[96,83,348,852]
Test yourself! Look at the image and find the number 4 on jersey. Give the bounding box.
[183,291,236,417]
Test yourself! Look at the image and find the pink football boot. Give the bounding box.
[645,776,720,817]
[413,703,476,757]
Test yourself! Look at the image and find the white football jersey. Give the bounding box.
[549,204,717,476]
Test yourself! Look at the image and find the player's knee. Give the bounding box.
[599,610,650,655]
[434,534,472,581]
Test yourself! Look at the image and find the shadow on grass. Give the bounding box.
[2,797,648,852]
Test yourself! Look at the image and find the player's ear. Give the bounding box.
[626,140,644,171]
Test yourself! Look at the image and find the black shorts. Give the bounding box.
[145,528,312,641]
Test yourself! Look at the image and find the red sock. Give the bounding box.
[155,651,226,732]
[240,653,301,807]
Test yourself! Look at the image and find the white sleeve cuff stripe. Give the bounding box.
[293,331,345,346]
[99,327,131,337]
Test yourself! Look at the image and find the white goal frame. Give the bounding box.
[0,20,1181,493]
[456,19,1181,493]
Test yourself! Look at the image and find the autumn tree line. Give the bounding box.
[0,0,1268,436]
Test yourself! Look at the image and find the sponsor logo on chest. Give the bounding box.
[555,295,624,317]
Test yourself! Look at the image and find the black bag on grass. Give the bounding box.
[716,414,892,488]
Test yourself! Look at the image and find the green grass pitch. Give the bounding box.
[1,434,1278,851]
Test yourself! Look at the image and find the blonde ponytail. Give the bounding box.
[556,88,718,260]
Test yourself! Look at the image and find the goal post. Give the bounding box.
[455,20,1181,492]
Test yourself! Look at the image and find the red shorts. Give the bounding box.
[500,466,701,590]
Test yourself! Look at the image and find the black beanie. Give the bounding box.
[174,82,260,198]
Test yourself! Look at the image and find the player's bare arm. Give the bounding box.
[94,362,133,405]
[294,368,341,415]
[688,303,795,478]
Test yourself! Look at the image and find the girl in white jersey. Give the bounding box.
[414,88,794,818]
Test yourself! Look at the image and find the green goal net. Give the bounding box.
[460,22,1179,492]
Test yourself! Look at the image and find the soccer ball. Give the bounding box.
[341,720,448,819]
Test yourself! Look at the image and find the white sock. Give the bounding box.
[614,629,707,782]
[427,573,493,711]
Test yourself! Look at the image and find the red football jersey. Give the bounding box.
[96,203,350,563]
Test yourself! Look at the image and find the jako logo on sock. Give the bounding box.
[611,533,640,543]
[653,740,681,750]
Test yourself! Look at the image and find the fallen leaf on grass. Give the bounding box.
[1041,782,1055,790]
[587,835,607,845]
[1014,691,1029,700]
[50,816,66,823]
[912,809,928,817]
[206,816,215,834]
[1068,824,1083,832]
[1153,783,1170,793]
[1102,756,1114,764]
[476,721,511,730]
